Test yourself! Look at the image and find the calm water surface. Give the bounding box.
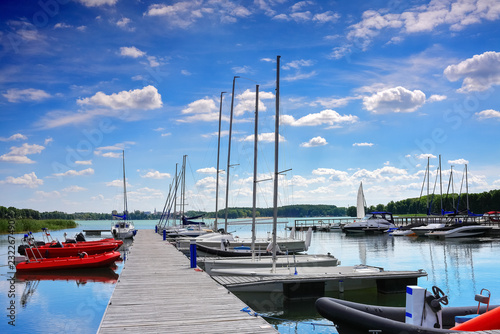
[1,219,499,333]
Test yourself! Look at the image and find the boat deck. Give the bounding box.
[97,229,276,334]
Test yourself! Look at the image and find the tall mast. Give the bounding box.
[224,76,239,233]
[439,155,443,215]
[173,163,178,223]
[181,155,187,218]
[215,91,226,232]
[251,85,259,261]
[465,164,469,211]
[272,56,281,272]
[426,157,429,214]
[122,150,128,217]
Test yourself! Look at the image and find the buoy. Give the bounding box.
[450,306,500,331]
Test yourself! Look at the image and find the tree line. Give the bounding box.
[2,189,498,221]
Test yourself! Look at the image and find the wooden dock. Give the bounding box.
[97,230,277,333]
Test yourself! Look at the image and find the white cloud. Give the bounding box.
[448,158,469,165]
[141,171,170,179]
[282,59,314,70]
[313,11,340,23]
[0,143,45,164]
[234,89,274,116]
[0,133,27,142]
[0,172,43,188]
[116,18,134,31]
[179,97,225,122]
[54,23,72,29]
[363,86,426,113]
[53,168,94,177]
[476,109,500,120]
[240,132,285,143]
[44,137,53,145]
[444,51,500,92]
[197,167,217,174]
[300,136,327,148]
[78,0,117,7]
[120,46,145,58]
[353,142,374,147]
[3,88,51,103]
[428,94,447,102]
[280,109,358,127]
[77,85,162,110]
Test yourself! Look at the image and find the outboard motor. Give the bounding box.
[406,285,448,329]
[75,232,86,242]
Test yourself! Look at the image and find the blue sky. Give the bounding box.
[1,0,500,214]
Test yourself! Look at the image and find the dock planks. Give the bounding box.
[98,230,277,334]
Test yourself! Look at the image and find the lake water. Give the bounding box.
[1,219,499,333]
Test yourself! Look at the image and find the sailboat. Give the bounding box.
[198,56,346,275]
[356,182,366,219]
[177,75,309,254]
[111,150,137,239]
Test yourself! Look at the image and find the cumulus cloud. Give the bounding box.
[234,89,274,116]
[197,167,217,174]
[75,160,92,165]
[0,172,43,188]
[120,46,145,58]
[476,109,500,120]
[240,133,285,143]
[77,86,162,110]
[428,94,447,102]
[363,86,426,113]
[0,143,45,164]
[141,171,170,179]
[0,133,27,142]
[444,51,500,92]
[179,97,219,122]
[3,88,51,103]
[448,158,469,165]
[300,136,327,148]
[281,109,358,127]
[53,168,94,177]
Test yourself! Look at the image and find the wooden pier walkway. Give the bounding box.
[98,230,277,334]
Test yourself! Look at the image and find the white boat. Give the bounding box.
[411,223,446,236]
[111,151,137,239]
[200,253,340,274]
[426,223,492,239]
[342,212,396,234]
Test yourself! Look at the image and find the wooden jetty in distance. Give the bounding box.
[98,230,276,334]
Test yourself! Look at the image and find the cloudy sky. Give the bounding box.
[1,0,500,214]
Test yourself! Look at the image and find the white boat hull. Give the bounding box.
[426,225,492,238]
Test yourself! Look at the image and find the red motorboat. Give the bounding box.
[24,241,121,259]
[16,251,121,272]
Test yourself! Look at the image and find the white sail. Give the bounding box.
[356,182,366,219]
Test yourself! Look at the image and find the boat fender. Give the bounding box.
[79,252,88,258]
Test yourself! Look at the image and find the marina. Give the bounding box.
[2,219,500,333]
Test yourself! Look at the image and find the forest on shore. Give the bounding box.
[2,189,499,221]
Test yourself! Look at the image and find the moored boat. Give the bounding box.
[342,212,396,234]
[426,222,492,239]
[315,285,498,334]
[16,251,121,272]
[23,241,122,259]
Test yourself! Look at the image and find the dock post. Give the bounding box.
[190,239,197,268]
[163,229,166,240]
[155,225,158,233]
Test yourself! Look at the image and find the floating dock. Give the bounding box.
[97,230,277,333]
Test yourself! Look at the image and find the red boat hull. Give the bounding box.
[16,251,121,271]
[25,242,121,259]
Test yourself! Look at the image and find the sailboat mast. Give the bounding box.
[173,163,178,223]
[272,56,280,271]
[251,85,259,261]
[439,155,443,215]
[181,155,186,218]
[465,164,469,211]
[426,157,429,213]
[122,150,128,217]
[224,76,239,233]
[215,91,226,232]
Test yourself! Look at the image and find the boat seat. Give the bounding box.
[475,288,491,313]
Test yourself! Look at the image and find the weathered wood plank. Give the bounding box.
[97,230,277,334]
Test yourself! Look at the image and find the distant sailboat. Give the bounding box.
[111,150,137,239]
[356,182,366,219]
